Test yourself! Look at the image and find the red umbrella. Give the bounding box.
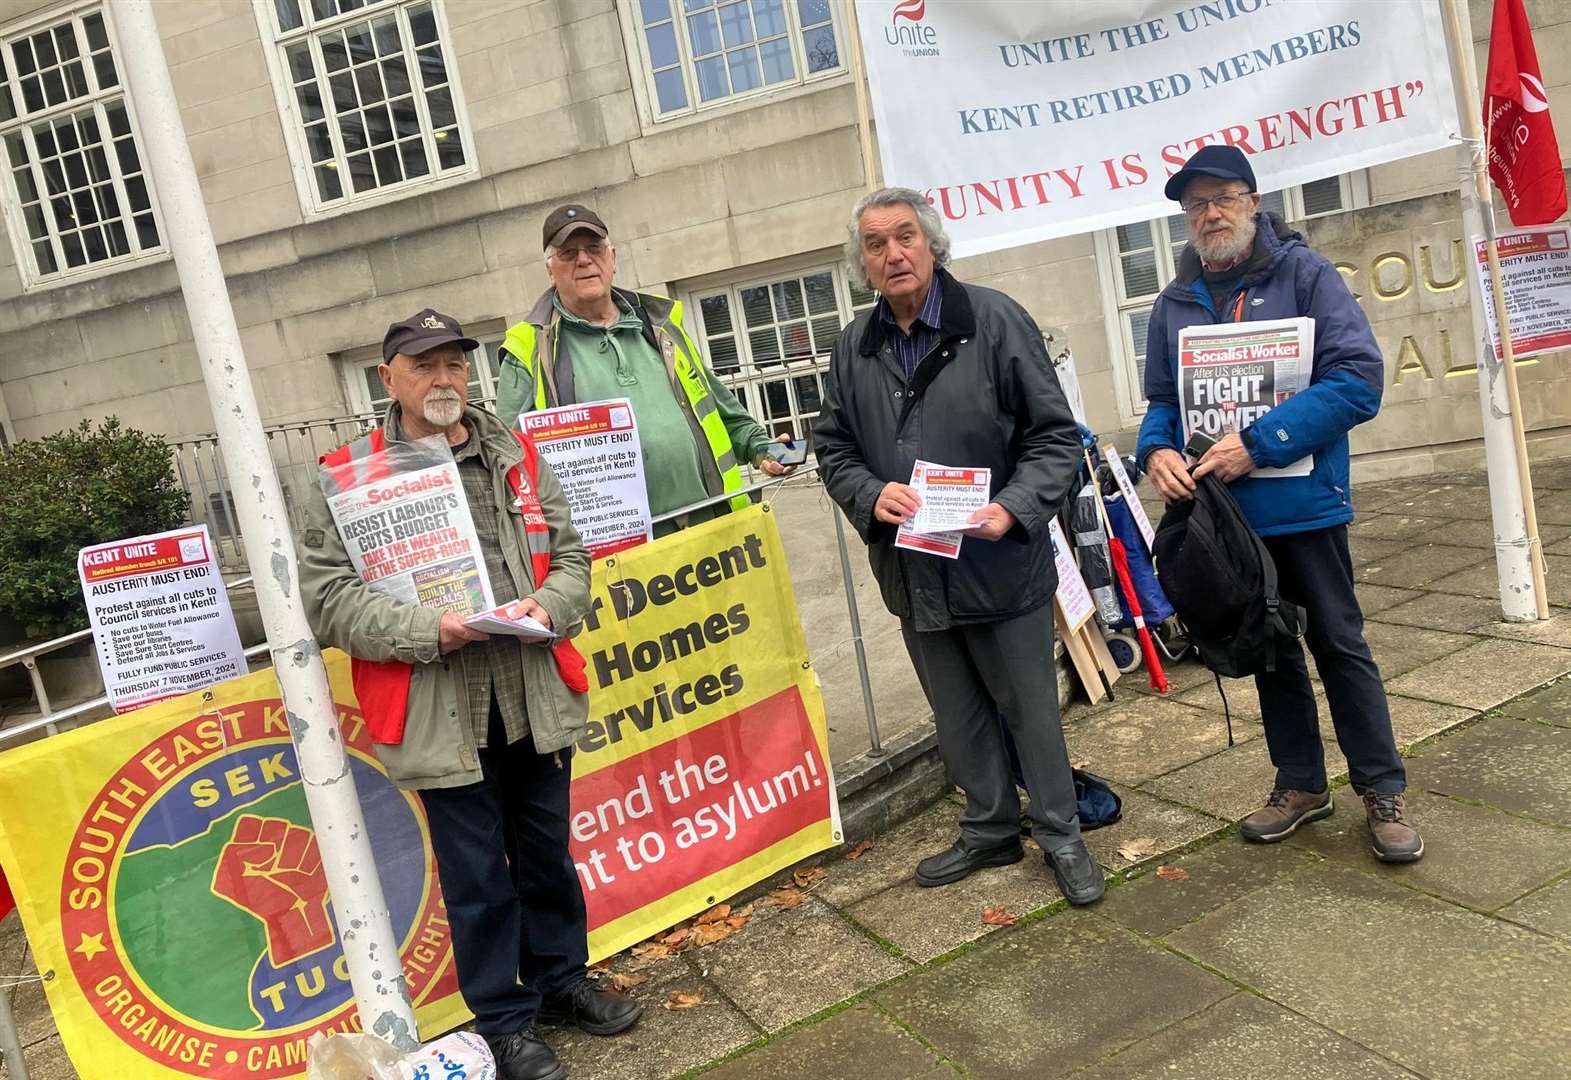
[1109,535,1168,693]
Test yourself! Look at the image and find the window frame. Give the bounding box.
[617,0,851,132]
[1096,173,1367,426]
[339,319,507,416]
[0,2,170,292]
[251,0,479,221]
[679,251,875,454]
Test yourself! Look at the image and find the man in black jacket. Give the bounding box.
[814,187,1102,905]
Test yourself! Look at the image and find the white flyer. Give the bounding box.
[1473,226,1571,361]
[320,434,495,616]
[1176,317,1315,479]
[1103,443,1156,552]
[908,459,992,534]
[895,519,963,560]
[520,398,652,558]
[464,599,556,641]
[1048,517,1096,632]
[78,524,248,714]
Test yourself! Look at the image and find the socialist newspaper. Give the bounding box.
[1177,317,1315,479]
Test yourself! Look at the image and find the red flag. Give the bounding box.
[1484,0,1567,225]
[0,868,13,921]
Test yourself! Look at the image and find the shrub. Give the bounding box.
[0,418,190,638]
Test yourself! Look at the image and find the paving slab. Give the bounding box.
[1347,536,1406,568]
[1356,479,1481,515]
[1174,676,1267,722]
[1496,675,1571,727]
[8,944,56,1051]
[1386,639,1571,710]
[1094,841,1323,939]
[816,800,962,909]
[1466,613,1571,651]
[1065,991,1420,1080]
[1166,863,1571,1080]
[1125,657,1216,696]
[1408,715,1571,827]
[1079,787,1223,872]
[1384,693,1477,746]
[1353,582,1426,615]
[1367,589,1504,631]
[0,910,25,976]
[696,898,909,1033]
[552,959,757,1080]
[1498,875,1571,942]
[1062,696,1244,786]
[1428,552,1571,600]
[1355,621,1475,679]
[700,1003,942,1080]
[1287,791,1571,912]
[1354,543,1489,589]
[1349,513,1455,542]
[1532,488,1571,525]
[1367,483,1494,519]
[874,911,1234,1080]
[1529,458,1571,490]
[1141,737,1347,822]
[4,1034,79,1080]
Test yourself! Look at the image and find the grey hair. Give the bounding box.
[844,187,951,289]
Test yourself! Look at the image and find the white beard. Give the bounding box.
[423,393,463,427]
[1194,217,1257,268]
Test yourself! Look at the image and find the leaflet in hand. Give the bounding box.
[464,600,556,641]
[907,459,991,534]
[1177,317,1314,479]
[319,433,495,615]
[520,398,652,558]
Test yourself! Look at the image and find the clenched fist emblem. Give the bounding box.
[211,814,335,966]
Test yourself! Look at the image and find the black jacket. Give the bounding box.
[813,270,1082,631]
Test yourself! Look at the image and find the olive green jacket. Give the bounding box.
[298,403,591,789]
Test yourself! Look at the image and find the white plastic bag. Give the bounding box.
[307,1031,496,1080]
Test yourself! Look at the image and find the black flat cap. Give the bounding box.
[1164,145,1257,201]
[542,204,608,250]
[382,308,478,363]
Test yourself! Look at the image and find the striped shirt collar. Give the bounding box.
[876,274,944,380]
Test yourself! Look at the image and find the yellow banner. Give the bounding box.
[0,653,467,1079]
[571,504,841,960]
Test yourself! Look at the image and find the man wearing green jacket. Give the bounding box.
[495,205,792,534]
[300,310,639,1080]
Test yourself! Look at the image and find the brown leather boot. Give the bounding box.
[1363,792,1424,863]
[1240,787,1333,843]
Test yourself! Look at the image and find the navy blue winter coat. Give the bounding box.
[1135,213,1384,537]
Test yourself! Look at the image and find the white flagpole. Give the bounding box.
[1440,0,1549,620]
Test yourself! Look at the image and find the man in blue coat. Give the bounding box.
[1137,146,1422,863]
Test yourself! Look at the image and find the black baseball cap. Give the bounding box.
[382,308,478,363]
[1164,145,1257,201]
[542,204,608,250]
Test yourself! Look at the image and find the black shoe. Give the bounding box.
[486,1026,566,1080]
[914,838,1024,887]
[1045,838,1105,906]
[538,977,643,1036]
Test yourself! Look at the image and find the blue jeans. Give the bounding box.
[1255,525,1406,796]
[418,702,587,1037]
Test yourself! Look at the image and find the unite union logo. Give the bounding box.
[885,0,939,56]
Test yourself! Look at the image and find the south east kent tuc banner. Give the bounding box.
[0,653,466,1080]
[856,0,1458,256]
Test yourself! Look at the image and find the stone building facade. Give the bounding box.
[0,0,1564,492]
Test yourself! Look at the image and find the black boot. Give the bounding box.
[538,977,643,1036]
[486,1026,566,1080]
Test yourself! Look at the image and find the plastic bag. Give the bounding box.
[307,1031,496,1080]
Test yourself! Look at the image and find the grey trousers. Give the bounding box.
[902,603,1081,853]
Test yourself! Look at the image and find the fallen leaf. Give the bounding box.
[845,840,874,860]
[1116,837,1160,862]
[733,902,755,918]
[628,941,673,969]
[692,921,736,946]
[662,990,707,1010]
[696,903,732,925]
[589,959,612,973]
[1155,865,1190,882]
[981,905,1018,926]
[661,926,692,948]
[793,866,828,888]
[608,971,647,993]
[724,915,751,929]
[768,885,809,909]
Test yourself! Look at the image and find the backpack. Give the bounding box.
[1152,472,1304,685]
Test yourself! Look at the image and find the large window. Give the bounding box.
[1101,175,1360,419]
[342,325,505,415]
[0,7,164,286]
[629,0,845,122]
[687,261,874,449]
[262,0,472,213]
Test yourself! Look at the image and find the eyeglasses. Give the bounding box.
[1180,192,1252,216]
[549,242,610,262]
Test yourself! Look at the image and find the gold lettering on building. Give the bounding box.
[1371,252,1413,301]
[1420,239,1465,293]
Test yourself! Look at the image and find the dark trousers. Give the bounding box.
[418,702,587,1038]
[902,604,1082,853]
[1254,525,1405,796]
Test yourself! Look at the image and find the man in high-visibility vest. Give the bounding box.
[300,310,639,1080]
[496,205,793,534]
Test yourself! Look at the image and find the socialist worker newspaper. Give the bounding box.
[1177,317,1315,479]
[318,433,496,615]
